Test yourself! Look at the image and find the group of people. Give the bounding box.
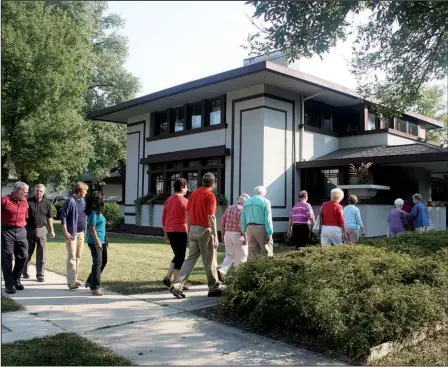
[1,181,109,296]
[161,173,274,299]
[287,188,430,247]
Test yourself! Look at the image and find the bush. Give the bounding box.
[50,204,57,219]
[103,203,122,230]
[220,231,448,360]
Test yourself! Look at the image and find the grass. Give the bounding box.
[1,295,25,313]
[38,223,227,294]
[377,330,448,366]
[1,333,133,366]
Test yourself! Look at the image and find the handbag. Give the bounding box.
[312,203,325,235]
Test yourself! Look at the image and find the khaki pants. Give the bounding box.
[220,231,248,276]
[173,225,220,292]
[345,228,359,244]
[66,232,85,286]
[246,225,273,261]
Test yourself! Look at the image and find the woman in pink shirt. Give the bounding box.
[162,178,188,288]
[288,190,315,248]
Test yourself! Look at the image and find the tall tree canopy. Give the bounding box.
[245,1,448,114]
[1,1,140,189]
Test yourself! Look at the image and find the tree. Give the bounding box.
[49,1,140,183]
[245,1,448,114]
[2,1,140,189]
[1,1,92,188]
[413,84,448,147]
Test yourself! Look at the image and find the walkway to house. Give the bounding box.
[2,266,343,365]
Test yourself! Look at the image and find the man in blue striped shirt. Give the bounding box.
[241,186,273,260]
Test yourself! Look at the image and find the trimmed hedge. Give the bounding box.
[220,231,448,359]
[103,203,122,230]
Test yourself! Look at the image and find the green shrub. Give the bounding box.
[50,204,57,218]
[220,232,448,360]
[103,203,122,230]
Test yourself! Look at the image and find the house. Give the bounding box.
[87,54,448,237]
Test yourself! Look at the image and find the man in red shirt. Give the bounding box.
[170,172,226,298]
[1,182,30,294]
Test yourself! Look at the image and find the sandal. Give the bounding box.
[91,289,104,296]
[162,277,171,287]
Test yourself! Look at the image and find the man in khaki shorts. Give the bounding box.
[241,186,274,260]
[170,172,226,298]
[61,182,88,290]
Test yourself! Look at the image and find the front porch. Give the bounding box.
[297,143,448,236]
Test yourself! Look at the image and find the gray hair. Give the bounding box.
[13,182,29,193]
[412,193,423,201]
[202,172,215,187]
[35,184,46,192]
[254,186,267,196]
[330,188,344,202]
[394,198,404,208]
[237,193,250,205]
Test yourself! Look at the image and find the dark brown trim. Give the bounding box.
[300,124,442,147]
[140,145,230,165]
[238,106,288,209]
[296,151,448,169]
[126,131,140,205]
[231,92,296,203]
[119,223,165,236]
[273,217,289,221]
[127,120,145,127]
[292,99,296,207]
[124,204,135,207]
[299,124,339,137]
[142,120,146,196]
[146,123,227,142]
[87,62,268,122]
[124,212,136,216]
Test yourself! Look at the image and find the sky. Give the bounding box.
[106,1,358,97]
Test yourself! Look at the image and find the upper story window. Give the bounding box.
[173,107,184,132]
[155,111,168,135]
[382,118,392,129]
[322,111,332,131]
[208,98,222,126]
[397,119,407,133]
[191,102,202,129]
[408,122,418,136]
[367,113,376,131]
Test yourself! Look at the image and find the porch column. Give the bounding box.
[415,167,432,201]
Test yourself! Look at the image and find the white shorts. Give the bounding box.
[321,225,343,246]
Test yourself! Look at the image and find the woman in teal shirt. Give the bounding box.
[343,195,366,243]
[85,191,107,296]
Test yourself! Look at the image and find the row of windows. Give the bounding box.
[152,96,225,137]
[149,157,224,195]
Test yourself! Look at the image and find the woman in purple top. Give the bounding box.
[288,190,315,248]
[388,198,407,237]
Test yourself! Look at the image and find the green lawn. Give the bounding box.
[377,330,448,366]
[1,295,25,313]
[37,224,227,294]
[1,333,133,366]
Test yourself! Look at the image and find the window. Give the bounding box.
[148,157,224,196]
[322,111,332,131]
[382,118,392,129]
[408,122,418,136]
[155,111,168,135]
[301,168,340,203]
[397,119,407,133]
[173,107,184,132]
[208,99,222,126]
[187,172,198,191]
[151,173,164,194]
[191,102,202,129]
[367,113,376,131]
[169,173,181,194]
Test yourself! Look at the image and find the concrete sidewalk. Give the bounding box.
[2,266,343,365]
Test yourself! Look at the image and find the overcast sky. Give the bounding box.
[107,1,359,97]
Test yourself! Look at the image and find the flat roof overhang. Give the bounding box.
[86,61,443,129]
[296,152,448,169]
[140,145,230,165]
